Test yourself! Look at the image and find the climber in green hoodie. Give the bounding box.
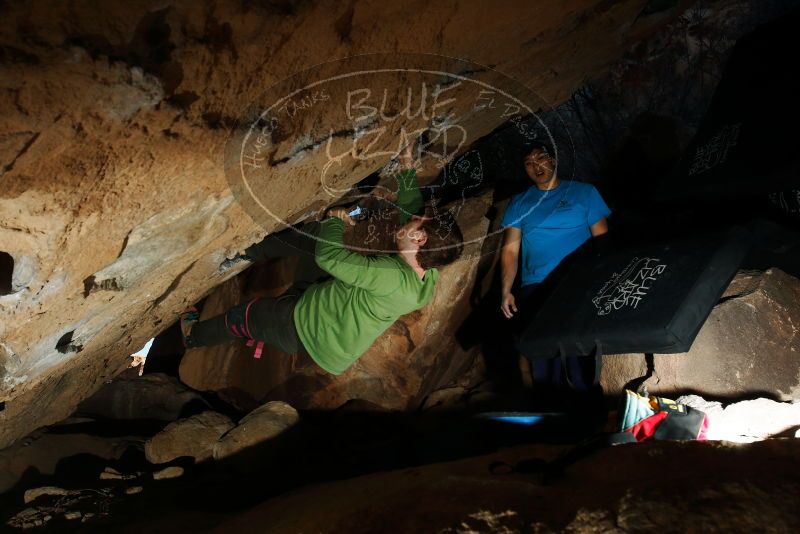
[181,147,464,375]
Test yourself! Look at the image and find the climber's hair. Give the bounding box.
[417,209,464,270]
[525,141,555,161]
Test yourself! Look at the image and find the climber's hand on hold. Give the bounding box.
[325,206,357,226]
[370,186,398,202]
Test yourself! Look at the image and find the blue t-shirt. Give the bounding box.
[501,181,611,286]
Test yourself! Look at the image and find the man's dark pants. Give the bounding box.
[511,281,597,407]
[186,222,327,354]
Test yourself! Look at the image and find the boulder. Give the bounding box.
[145,411,235,464]
[77,373,206,421]
[213,401,299,461]
[601,269,800,400]
[0,429,140,494]
[152,466,184,481]
[99,467,138,481]
[23,486,69,505]
[0,0,689,448]
[213,439,800,533]
[180,193,493,411]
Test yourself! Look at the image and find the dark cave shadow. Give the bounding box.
[1,447,149,509]
[107,406,605,523]
[45,418,170,438]
[456,208,800,396]
[2,465,44,503]
[6,389,794,529]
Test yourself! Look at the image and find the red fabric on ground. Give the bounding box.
[627,411,668,441]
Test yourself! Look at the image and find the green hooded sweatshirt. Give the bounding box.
[293,217,438,374]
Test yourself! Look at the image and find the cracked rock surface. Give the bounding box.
[0,0,685,447]
[601,269,800,400]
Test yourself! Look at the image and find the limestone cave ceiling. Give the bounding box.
[0,0,694,447]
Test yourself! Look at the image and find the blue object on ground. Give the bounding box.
[475,412,564,426]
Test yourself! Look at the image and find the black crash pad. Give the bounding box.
[517,227,752,359]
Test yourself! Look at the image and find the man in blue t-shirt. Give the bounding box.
[500,142,611,318]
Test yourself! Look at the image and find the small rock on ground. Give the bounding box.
[23,486,69,504]
[153,466,184,480]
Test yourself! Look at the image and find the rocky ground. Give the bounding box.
[1,345,799,531]
[0,0,695,450]
[2,400,799,531]
[2,0,800,531]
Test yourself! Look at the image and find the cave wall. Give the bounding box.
[0,0,690,447]
[179,192,493,412]
[601,269,800,400]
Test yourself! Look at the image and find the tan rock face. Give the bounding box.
[144,411,235,464]
[180,192,491,411]
[152,465,184,480]
[76,373,206,421]
[601,269,800,400]
[0,0,687,447]
[213,401,299,461]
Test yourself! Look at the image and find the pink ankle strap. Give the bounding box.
[244,298,262,358]
[223,299,264,358]
[246,339,265,359]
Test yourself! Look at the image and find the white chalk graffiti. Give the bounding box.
[768,188,800,215]
[688,123,741,175]
[592,257,667,316]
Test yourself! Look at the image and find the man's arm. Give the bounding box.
[371,140,423,222]
[314,215,400,293]
[586,185,610,237]
[500,227,521,319]
[394,169,423,223]
[590,217,608,237]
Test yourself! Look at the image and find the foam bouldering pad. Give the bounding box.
[517,226,752,359]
